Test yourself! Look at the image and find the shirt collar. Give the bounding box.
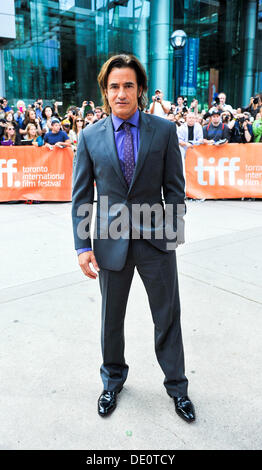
[111,108,140,131]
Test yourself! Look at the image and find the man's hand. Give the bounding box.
[78,250,100,279]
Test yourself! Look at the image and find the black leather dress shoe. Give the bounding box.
[98,387,123,417]
[168,394,195,423]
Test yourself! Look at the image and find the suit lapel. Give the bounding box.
[128,111,155,193]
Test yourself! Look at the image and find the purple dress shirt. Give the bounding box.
[77,109,140,255]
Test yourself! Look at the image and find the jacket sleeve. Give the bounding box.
[162,122,186,245]
[193,123,203,143]
[71,130,94,250]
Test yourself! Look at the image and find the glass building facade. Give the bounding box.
[1,0,262,111]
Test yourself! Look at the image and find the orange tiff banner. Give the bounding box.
[0,146,74,202]
[185,143,262,199]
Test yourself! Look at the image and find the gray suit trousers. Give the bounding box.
[98,238,188,397]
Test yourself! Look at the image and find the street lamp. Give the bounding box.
[170,30,187,102]
[170,30,187,50]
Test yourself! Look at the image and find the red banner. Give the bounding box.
[185,143,262,199]
[0,146,74,202]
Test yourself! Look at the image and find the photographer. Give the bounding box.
[209,92,233,114]
[230,112,253,143]
[149,89,171,118]
[244,95,262,119]
[34,98,43,120]
[203,109,231,143]
[80,100,95,118]
[218,92,233,113]
[173,95,188,114]
[14,100,26,128]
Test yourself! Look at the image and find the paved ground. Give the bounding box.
[0,199,262,450]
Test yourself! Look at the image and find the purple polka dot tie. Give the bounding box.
[122,121,135,186]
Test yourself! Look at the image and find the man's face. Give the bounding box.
[167,113,175,122]
[52,123,61,133]
[177,97,183,106]
[106,67,142,120]
[95,108,102,119]
[86,113,93,122]
[219,94,226,105]
[211,114,221,126]
[186,114,195,126]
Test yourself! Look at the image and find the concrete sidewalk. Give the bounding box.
[0,199,261,450]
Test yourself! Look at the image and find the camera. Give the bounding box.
[0,99,3,105]
[253,97,259,105]
[237,116,249,125]
[203,112,211,120]
[155,96,161,101]
[211,97,220,107]
[237,117,245,124]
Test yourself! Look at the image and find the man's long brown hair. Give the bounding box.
[97,54,148,114]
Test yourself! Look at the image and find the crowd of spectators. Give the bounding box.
[148,90,262,153]
[0,98,109,158]
[0,91,261,159]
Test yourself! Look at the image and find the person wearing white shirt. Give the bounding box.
[209,92,234,114]
[149,89,171,118]
[177,112,203,150]
[177,113,204,180]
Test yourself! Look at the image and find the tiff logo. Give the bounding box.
[194,157,240,186]
[0,159,17,188]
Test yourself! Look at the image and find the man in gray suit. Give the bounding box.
[72,54,195,423]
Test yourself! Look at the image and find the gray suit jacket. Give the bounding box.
[72,111,186,271]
